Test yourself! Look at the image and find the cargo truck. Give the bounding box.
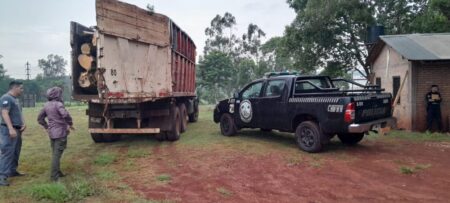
[70,0,198,142]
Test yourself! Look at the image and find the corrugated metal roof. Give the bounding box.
[380,33,450,60]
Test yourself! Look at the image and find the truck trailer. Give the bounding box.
[70,0,198,142]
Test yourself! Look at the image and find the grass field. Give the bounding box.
[1,105,449,202]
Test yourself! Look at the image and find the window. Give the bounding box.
[376,77,381,88]
[294,78,331,94]
[241,82,263,99]
[265,80,286,97]
[393,76,401,104]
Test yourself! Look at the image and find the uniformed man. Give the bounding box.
[0,81,26,186]
[426,85,442,132]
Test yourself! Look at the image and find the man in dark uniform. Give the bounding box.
[426,85,442,132]
[0,81,26,186]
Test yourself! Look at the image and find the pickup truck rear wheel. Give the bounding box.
[338,133,364,145]
[220,114,237,136]
[295,121,324,153]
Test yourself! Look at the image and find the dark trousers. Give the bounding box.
[427,106,442,131]
[0,126,22,179]
[50,137,67,180]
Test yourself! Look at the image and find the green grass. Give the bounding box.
[216,187,233,197]
[400,164,432,174]
[94,153,117,166]
[156,174,172,182]
[127,148,151,158]
[25,183,70,202]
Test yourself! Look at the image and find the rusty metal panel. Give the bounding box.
[89,128,160,134]
[97,34,172,99]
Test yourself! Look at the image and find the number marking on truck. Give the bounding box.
[327,105,344,113]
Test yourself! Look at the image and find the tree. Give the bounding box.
[38,54,67,78]
[197,51,234,103]
[204,12,238,55]
[284,0,373,77]
[261,37,293,72]
[410,0,450,32]
[0,63,6,79]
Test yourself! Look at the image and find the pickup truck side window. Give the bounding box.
[264,80,286,97]
[241,82,263,100]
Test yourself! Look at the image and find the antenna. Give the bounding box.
[26,61,31,80]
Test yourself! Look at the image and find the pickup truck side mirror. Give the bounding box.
[233,92,239,99]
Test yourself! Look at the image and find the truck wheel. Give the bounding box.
[179,103,188,133]
[166,106,181,141]
[188,100,199,123]
[91,133,104,143]
[338,133,364,145]
[102,134,121,142]
[295,121,324,153]
[220,114,237,136]
[155,133,166,141]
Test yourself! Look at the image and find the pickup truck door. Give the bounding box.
[235,81,264,128]
[259,79,289,130]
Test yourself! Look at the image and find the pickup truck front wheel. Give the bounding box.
[295,121,323,153]
[220,114,237,136]
[338,133,364,145]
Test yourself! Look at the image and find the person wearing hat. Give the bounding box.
[37,87,74,181]
[426,85,443,132]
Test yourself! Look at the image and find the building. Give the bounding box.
[367,33,450,132]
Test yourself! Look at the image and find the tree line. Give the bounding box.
[0,54,72,102]
[197,0,450,104]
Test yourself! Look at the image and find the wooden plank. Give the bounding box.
[97,17,169,46]
[97,8,167,35]
[96,0,169,46]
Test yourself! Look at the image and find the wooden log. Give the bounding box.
[81,43,91,54]
[78,54,94,71]
[78,72,92,88]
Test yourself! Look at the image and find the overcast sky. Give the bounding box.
[0,0,295,79]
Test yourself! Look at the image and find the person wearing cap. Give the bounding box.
[0,81,26,186]
[37,87,74,182]
[426,85,443,132]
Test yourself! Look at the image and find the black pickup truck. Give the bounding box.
[213,73,396,152]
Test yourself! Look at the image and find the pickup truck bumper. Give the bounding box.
[348,117,397,133]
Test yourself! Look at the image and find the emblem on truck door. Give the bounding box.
[239,100,253,123]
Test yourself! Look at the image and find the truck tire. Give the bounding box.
[155,133,166,141]
[295,121,324,153]
[188,100,199,123]
[338,133,364,145]
[90,133,121,143]
[220,114,237,136]
[179,103,188,133]
[91,133,104,143]
[166,105,181,141]
[103,134,121,142]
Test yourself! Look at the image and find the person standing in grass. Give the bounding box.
[0,81,26,187]
[37,87,74,181]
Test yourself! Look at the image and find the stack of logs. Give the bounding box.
[78,42,97,88]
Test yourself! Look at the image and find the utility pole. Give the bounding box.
[25,61,31,80]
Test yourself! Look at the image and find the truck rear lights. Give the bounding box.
[344,102,355,123]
